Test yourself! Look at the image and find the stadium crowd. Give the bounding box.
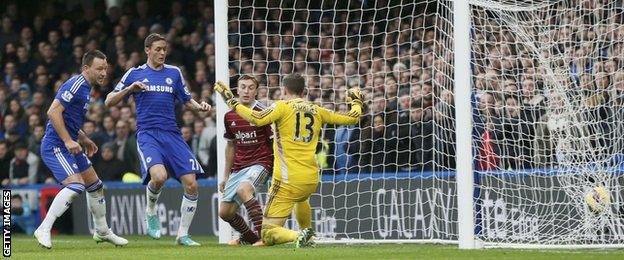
[0,0,622,187]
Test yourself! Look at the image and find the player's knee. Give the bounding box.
[184,181,198,195]
[218,210,233,221]
[150,172,167,185]
[236,182,254,200]
[86,179,103,193]
[66,182,86,195]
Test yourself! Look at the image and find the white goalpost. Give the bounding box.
[215,0,624,249]
[214,0,233,244]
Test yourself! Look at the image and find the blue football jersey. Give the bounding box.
[113,64,192,133]
[43,74,91,145]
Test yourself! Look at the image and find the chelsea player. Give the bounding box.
[35,50,128,249]
[105,33,211,246]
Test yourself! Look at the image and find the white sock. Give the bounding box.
[146,182,161,216]
[39,183,84,230]
[86,180,109,235]
[177,193,198,238]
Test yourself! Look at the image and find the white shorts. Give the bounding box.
[221,164,270,205]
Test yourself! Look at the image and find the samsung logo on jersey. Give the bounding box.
[145,85,173,93]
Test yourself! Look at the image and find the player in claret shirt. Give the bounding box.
[105,33,211,246]
[219,75,272,246]
[215,73,363,248]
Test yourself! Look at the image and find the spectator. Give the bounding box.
[181,125,193,148]
[113,120,138,174]
[11,194,35,235]
[206,135,217,178]
[433,101,456,170]
[0,16,18,49]
[500,97,532,169]
[94,115,116,144]
[94,142,126,181]
[191,120,206,166]
[354,114,398,173]
[198,116,216,170]
[9,142,38,186]
[37,43,64,79]
[408,103,433,171]
[2,114,25,143]
[16,45,35,79]
[0,88,7,117]
[0,141,12,186]
[333,104,355,174]
[0,0,618,180]
[26,124,43,155]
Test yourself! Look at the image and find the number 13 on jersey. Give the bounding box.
[294,111,314,143]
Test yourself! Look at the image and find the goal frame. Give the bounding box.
[214,0,624,249]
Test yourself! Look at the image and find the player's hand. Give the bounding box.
[214,81,239,108]
[65,140,83,154]
[81,137,99,157]
[218,180,226,193]
[129,81,147,92]
[198,101,212,112]
[345,87,363,106]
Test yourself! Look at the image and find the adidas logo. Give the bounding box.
[142,78,149,83]
[231,121,236,126]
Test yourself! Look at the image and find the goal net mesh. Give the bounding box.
[470,0,624,246]
[225,0,624,246]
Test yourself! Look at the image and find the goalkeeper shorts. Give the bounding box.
[264,179,318,218]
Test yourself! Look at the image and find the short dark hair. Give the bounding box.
[238,75,259,88]
[81,50,107,67]
[14,142,27,150]
[282,73,305,96]
[144,33,166,48]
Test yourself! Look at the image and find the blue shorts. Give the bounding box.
[221,164,270,205]
[40,139,92,183]
[137,129,204,184]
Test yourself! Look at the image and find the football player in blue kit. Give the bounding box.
[105,33,211,246]
[35,50,128,249]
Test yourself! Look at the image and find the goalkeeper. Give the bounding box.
[215,73,362,247]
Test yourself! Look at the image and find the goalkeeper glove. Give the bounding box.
[214,81,239,109]
[345,87,363,106]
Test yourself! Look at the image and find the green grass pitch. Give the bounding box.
[10,234,624,259]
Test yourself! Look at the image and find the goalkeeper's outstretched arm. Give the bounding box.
[214,81,283,126]
[233,102,283,126]
[319,103,362,125]
[320,86,363,125]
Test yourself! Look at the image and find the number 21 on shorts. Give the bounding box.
[189,159,201,171]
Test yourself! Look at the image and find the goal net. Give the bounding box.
[469,0,624,248]
[219,0,624,248]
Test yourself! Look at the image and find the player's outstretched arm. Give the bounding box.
[184,99,212,112]
[214,81,282,126]
[104,81,147,107]
[47,100,82,154]
[320,87,363,125]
